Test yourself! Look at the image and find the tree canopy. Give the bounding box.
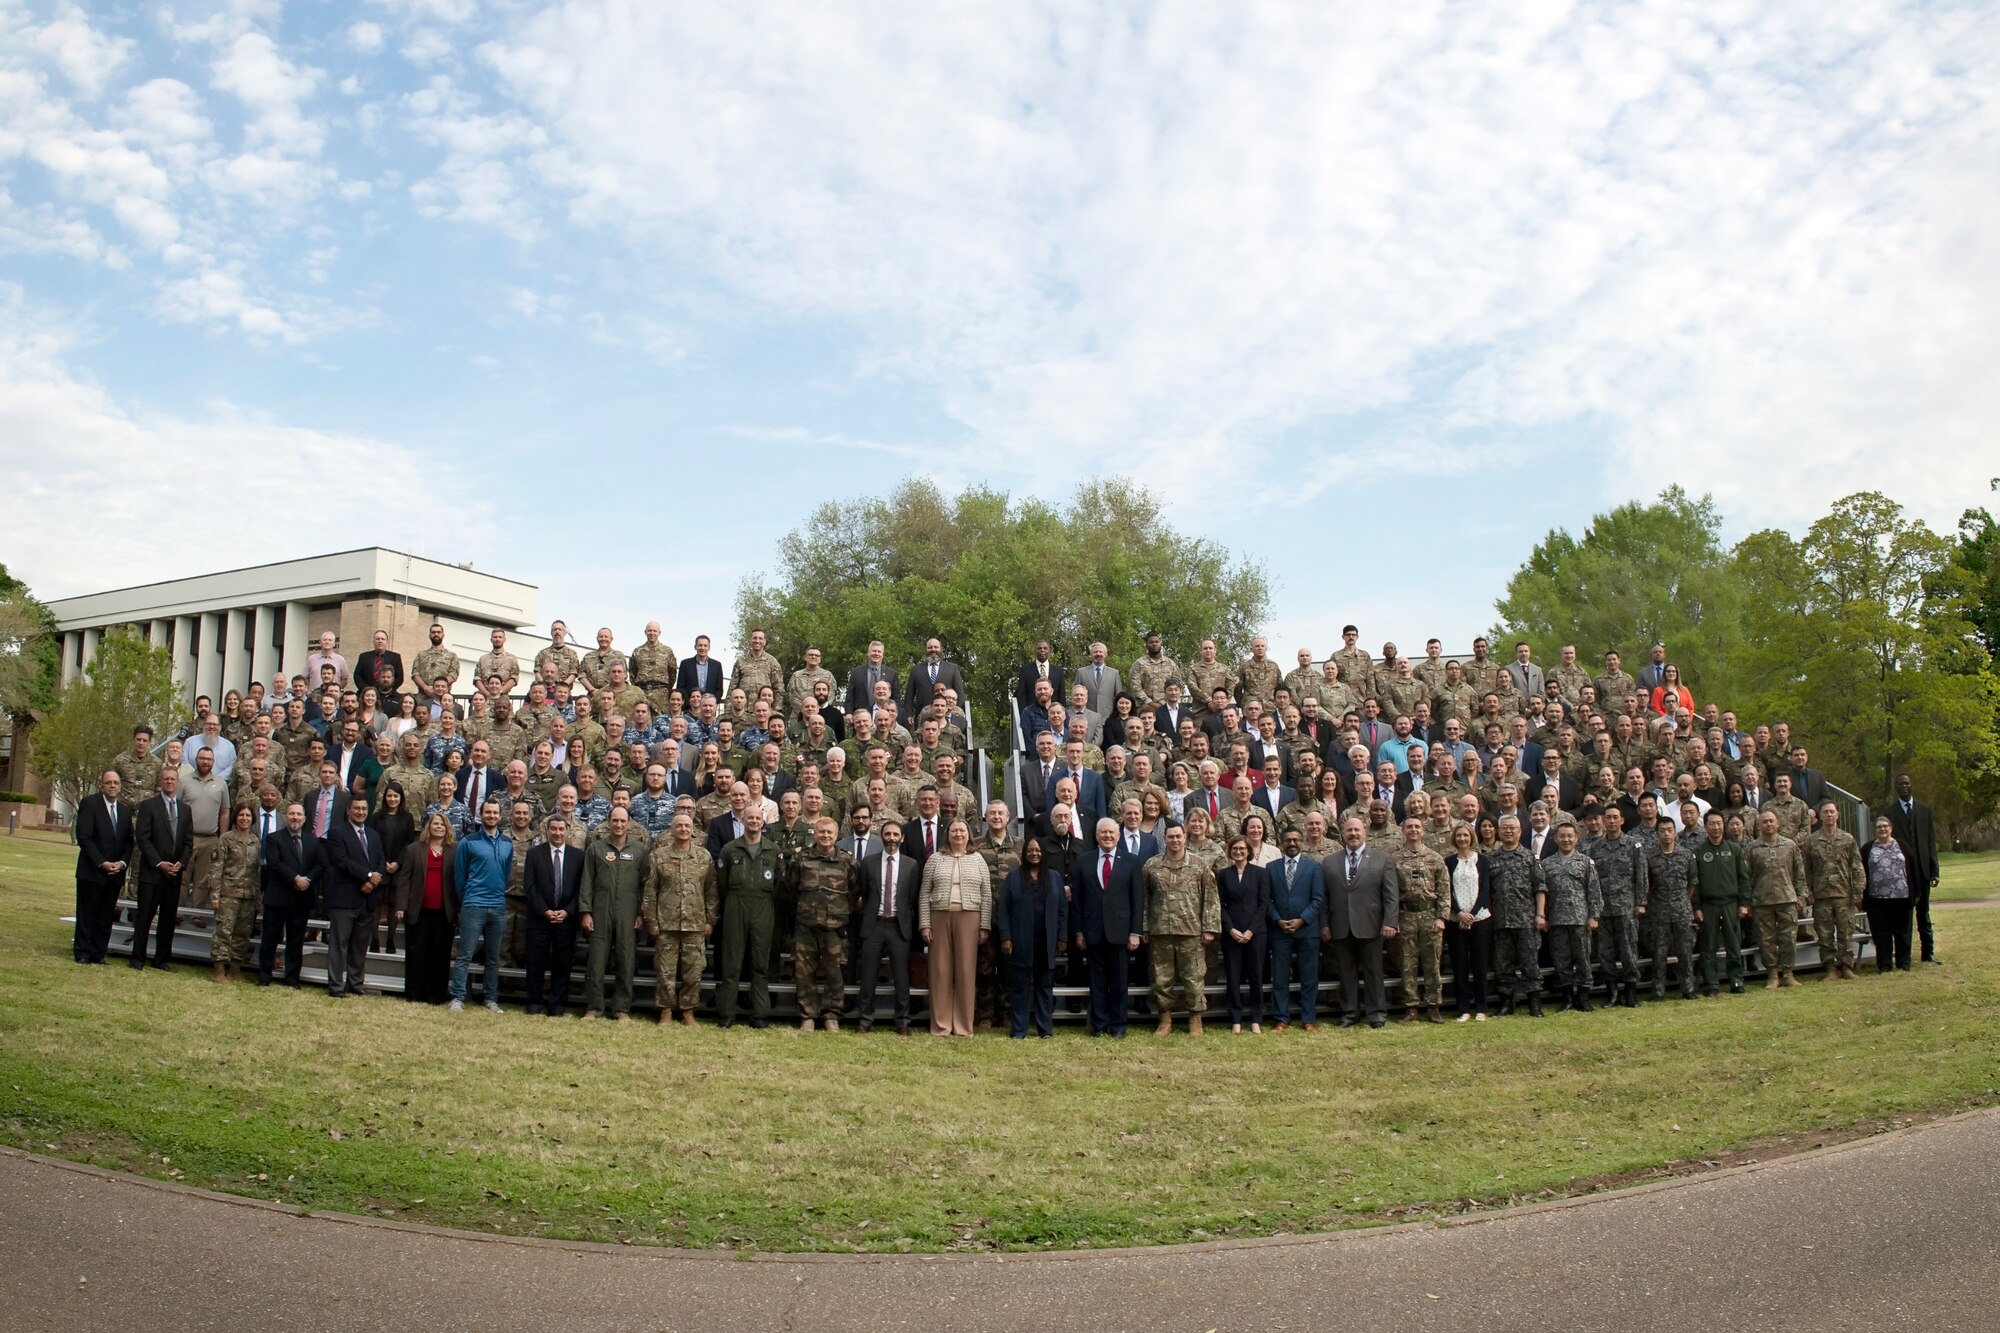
[30,628,180,810]
[0,562,59,722]
[735,477,1269,744]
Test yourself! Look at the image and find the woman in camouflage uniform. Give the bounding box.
[209,804,261,982]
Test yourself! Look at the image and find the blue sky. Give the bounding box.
[4,0,1995,662]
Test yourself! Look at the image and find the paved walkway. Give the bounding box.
[4,1110,1996,1332]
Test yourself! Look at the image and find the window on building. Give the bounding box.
[271,605,286,650]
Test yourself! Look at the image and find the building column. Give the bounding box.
[250,606,278,690]
[59,631,82,686]
[193,613,223,706]
[282,602,310,687]
[172,616,198,702]
[224,608,249,697]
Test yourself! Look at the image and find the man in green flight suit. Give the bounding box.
[1692,809,1752,995]
[716,807,788,1029]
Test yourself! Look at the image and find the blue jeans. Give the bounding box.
[452,902,505,1005]
[1269,930,1319,1024]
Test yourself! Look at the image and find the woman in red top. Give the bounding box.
[396,812,457,1005]
[1649,664,1695,719]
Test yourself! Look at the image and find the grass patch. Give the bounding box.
[3,831,1997,1252]
[1938,850,2000,903]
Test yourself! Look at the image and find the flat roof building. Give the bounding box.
[45,548,548,708]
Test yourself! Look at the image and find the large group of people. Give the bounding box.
[68,619,1946,1039]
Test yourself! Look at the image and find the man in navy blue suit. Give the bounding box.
[321,794,386,997]
[1070,817,1144,1037]
[258,800,321,986]
[1267,827,1326,1029]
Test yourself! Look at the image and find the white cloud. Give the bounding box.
[210,31,323,156]
[453,0,2000,530]
[401,28,454,66]
[22,1,133,99]
[347,22,386,55]
[0,285,495,598]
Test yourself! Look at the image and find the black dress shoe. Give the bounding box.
[129,960,145,970]
[1336,1016,1357,1028]
[750,1018,770,1030]
[855,1019,873,1034]
[896,1021,911,1036]
[151,962,172,972]
[1728,982,1746,994]
[1923,957,1942,966]
[1367,1016,1386,1029]
[256,976,271,987]
[718,1018,735,1030]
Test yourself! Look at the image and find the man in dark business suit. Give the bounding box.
[321,794,386,997]
[1015,640,1064,709]
[853,822,920,1034]
[676,634,724,702]
[1073,817,1145,1037]
[1524,751,1582,814]
[455,745,504,822]
[1056,741,1107,832]
[1020,731,1061,826]
[1320,815,1401,1027]
[524,817,586,1014]
[902,638,966,721]
[1887,773,1941,964]
[1254,757,1295,827]
[73,770,134,964]
[352,628,404,700]
[902,787,944,872]
[843,640,898,719]
[258,800,320,986]
[131,766,193,970]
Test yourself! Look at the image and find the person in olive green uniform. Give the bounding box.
[1692,809,1752,995]
[579,808,648,1020]
[1143,823,1220,1035]
[641,811,717,1024]
[208,805,261,980]
[1746,809,1808,988]
[790,818,860,1030]
[1803,800,1864,979]
[1391,815,1450,1022]
[715,808,787,1029]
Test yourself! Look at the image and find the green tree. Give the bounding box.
[1733,493,2000,828]
[30,628,180,810]
[1490,486,1743,703]
[1955,508,2000,657]
[0,561,60,721]
[735,477,1269,747]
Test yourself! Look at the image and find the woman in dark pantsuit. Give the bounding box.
[1443,823,1495,1021]
[1862,816,1914,973]
[1216,835,1270,1034]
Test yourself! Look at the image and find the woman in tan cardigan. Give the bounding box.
[919,817,992,1036]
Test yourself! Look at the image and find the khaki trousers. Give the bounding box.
[927,909,981,1036]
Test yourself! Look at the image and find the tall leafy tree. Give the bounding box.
[0,561,59,722]
[1734,493,2000,826]
[735,477,1269,745]
[1955,507,2000,657]
[30,628,180,810]
[1491,486,1743,701]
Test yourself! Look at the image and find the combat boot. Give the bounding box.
[823,1016,840,1033]
[1425,1006,1445,1024]
[211,964,227,984]
[1574,986,1594,1013]
[1154,1016,1173,1037]
[1527,991,1544,1018]
[1765,973,1781,990]
[1622,983,1639,1008]
[1397,1006,1418,1024]
[1780,970,1797,987]
[658,1009,673,1026]
[1187,1014,1202,1037]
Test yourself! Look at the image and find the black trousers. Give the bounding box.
[325,906,372,995]
[404,907,454,1002]
[1221,930,1264,1023]
[1911,880,1935,961]
[1329,934,1386,1021]
[1865,898,1913,972]
[73,877,119,963]
[129,874,181,967]
[1085,937,1131,1035]
[258,896,312,983]
[1446,921,1493,1014]
[524,917,580,1013]
[854,924,912,1023]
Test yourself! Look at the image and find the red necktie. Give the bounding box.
[1208,791,1218,819]
[1101,852,1112,888]
[925,821,934,855]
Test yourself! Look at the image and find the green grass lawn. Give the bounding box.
[3,831,1997,1253]
[1938,850,2000,902]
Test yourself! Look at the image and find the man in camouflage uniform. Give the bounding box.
[628,765,678,840]
[628,622,677,715]
[579,626,627,693]
[411,623,459,700]
[1747,808,1807,988]
[501,798,539,966]
[1593,650,1637,719]
[274,700,318,771]
[1283,648,1321,711]
[1458,637,1500,698]
[1586,805,1649,1006]
[1434,659,1478,728]
[1379,659,1426,724]
[1803,800,1864,979]
[730,629,785,704]
[534,621,582,687]
[642,810,716,1024]
[1644,820,1700,1000]
[786,646,838,720]
[1766,772,1813,842]
[1184,640,1236,720]
[1413,638,1450,693]
[1488,816,1546,1016]
[1330,626,1374,702]
[1237,636,1281,708]
[381,732,436,815]
[1129,631,1181,712]
[1391,815,1449,1022]
[1551,643,1592,708]
[1542,821,1603,1011]
[1143,823,1219,1035]
[790,818,860,1030]
[1313,660,1361,720]
[476,628,521,696]
[579,807,648,1021]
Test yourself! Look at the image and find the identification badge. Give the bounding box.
[763,868,773,881]
[604,853,616,863]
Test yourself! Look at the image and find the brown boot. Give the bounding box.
[1780,970,1798,987]
[211,964,227,984]
[680,1011,699,1027]
[1187,1013,1203,1037]
[1155,1016,1173,1036]
[1397,1006,1418,1023]
[226,963,242,983]
[1425,1005,1445,1024]
[1765,973,1781,990]
[658,1010,673,1026]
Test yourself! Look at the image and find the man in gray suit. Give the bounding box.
[903,638,967,721]
[1504,641,1545,703]
[1320,814,1401,1028]
[1077,641,1124,716]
